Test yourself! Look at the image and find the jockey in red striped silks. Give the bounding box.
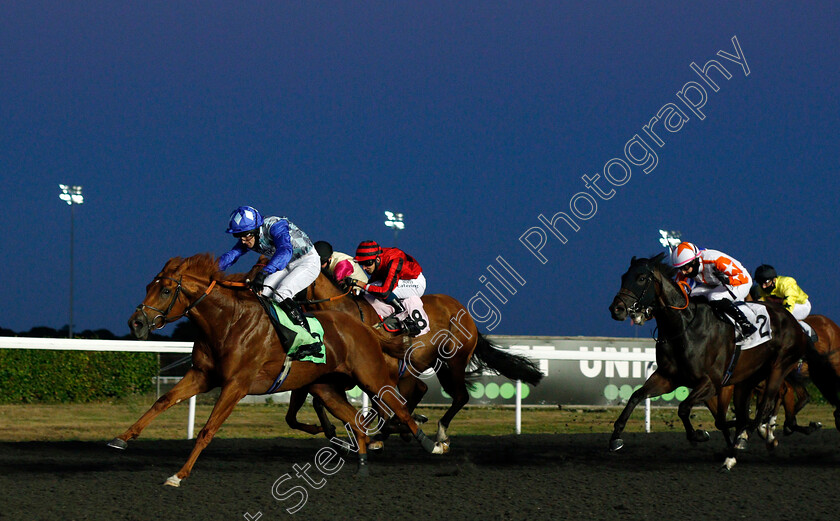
[348,240,426,330]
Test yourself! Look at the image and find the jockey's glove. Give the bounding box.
[250,271,267,292]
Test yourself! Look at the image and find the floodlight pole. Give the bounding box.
[70,201,75,338]
[60,185,84,338]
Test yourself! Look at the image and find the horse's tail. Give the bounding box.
[467,332,543,386]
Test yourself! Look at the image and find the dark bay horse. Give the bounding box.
[709,313,840,446]
[287,271,543,449]
[608,253,810,470]
[110,254,444,486]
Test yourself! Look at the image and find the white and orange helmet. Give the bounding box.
[670,241,702,268]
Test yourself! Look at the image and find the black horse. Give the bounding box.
[608,253,810,470]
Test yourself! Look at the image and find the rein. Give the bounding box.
[297,291,353,305]
[297,276,366,323]
[669,280,691,310]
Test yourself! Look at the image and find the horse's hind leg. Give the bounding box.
[307,383,371,476]
[434,365,469,447]
[610,371,675,452]
[284,388,329,436]
[108,368,210,449]
[369,382,445,455]
[781,379,821,436]
[166,382,249,487]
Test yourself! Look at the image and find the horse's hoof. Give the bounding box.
[717,464,731,474]
[164,475,181,487]
[695,429,711,443]
[609,438,624,452]
[399,432,412,443]
[107,438,128,450]
[368,440,385,452]
[734,438,748,450]
[431,442,447,455]
[412,413,428,424]
[811,422,823,432]
[720,457,737,472]
[355,464,370,478]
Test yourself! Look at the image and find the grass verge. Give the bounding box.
[2,393,836,442]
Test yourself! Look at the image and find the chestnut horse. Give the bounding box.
[608,254,810,470]
[802,314,840,431]
[286,271,543,448]
[109,254,444,486]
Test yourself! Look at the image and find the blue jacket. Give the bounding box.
[218,216,313,274]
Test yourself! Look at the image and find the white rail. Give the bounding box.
[1,336,659,438]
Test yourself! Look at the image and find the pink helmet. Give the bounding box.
[333,259,354,281]
[670,242,701,268]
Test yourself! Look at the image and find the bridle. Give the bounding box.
[135,276,217,329]
[618,265,691,320]
[617,266,657,320]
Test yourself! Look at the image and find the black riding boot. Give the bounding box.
[711,299,757,341]
[278,298,322,360]
[379,295,421,335]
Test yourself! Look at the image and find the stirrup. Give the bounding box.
[381,316,402,333]
[402,317,422,336]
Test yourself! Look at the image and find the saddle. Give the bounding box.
[256,296,327,363]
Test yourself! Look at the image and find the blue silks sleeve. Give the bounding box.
[218,242,248,271]
[264,220,293,274]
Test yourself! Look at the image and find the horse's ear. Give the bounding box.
[631,256,637,264]
[653,251,667,263]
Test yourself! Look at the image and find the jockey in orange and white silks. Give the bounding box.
[671,241,757,339]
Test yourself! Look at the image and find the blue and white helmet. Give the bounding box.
[226,206,264,234]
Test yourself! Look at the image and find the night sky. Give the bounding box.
[2,1,838,338]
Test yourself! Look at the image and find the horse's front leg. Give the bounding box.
[108,368,210,449]
[677,376,716,445]
[610,371,675,452]
[164,381,248,487]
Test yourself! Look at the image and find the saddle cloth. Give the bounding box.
[728,302,772,350]
[266,301,327,364]
[366,295,431,336]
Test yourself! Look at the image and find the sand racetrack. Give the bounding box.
[2,430,839,521]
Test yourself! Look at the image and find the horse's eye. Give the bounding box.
[161,287,171,296]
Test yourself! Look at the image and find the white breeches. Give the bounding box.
[691,283,750,302]
[262,249,321,302]
[368,273,427,299]
[790,300,811,320]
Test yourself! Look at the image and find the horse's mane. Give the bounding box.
[180,253,220,278]
[163,253,261,284]
[632,252,677,279]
